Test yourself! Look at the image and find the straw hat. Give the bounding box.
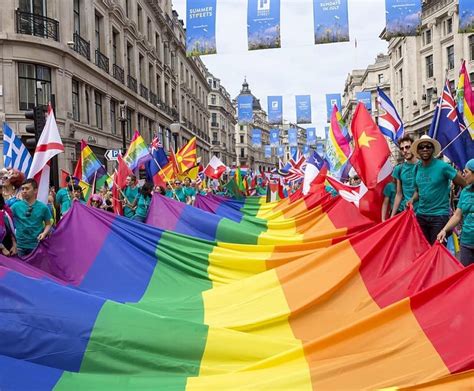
[411,135,441,158]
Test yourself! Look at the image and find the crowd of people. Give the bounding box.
[0,136,471,266]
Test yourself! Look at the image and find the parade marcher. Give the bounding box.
[131,182,153,222]
[407,135,466,244]
[2,168,25,207]
[391,135,419,217]
[55,176,74,217]
[11,179,52,258]
[381,177,399,222]
[183,177,196,204]
[0,194,16,256]
[90,194,103,209]
[173,180,187,202]
[121,175,140,218]
[437,159,474,266]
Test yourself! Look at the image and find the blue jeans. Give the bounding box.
[416,214,450,245]
[460,245,474,267]
[17,248,34,258]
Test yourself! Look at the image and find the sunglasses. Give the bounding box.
[25,205,33,217]
[417,144,433,151]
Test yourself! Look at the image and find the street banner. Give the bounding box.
[264,145,272,158]
[356,91,372,111]
[313,0,349,45]
[267,95,283,124]
[237,95,254,124]
[306,127,316,145]
[459,0,474,33]
[247,0,281,51]
[290,146,298,157]
[303,145,311,156]
[325,126,329,140]
[326,94,342,121]
[251,128,262,147]
[296,95,312,124]
[270,128,280,145]
[277,145,285,157]
[385,0,421,39]
[288,127,298,146]
[186,0,217,56]
[316,143,325,157]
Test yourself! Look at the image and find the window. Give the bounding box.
[399,69,403,90]
[426,87,433,103]
[240,135,244,143]
[240,125,244,131]
[447,45,454,70]
[213,132,218,141]
[94,91,102,129]
[400,98,404,118]
[137,4,143,32]
[126,108,133,139]
[18,63,51,110]
[72,79,80,121]
[423,29,432,45]
[139,54,144,83]
[426,55,433,78]
[19,0,46,15]
[112,30,119,65]
[85,88,90,124]
[147,18,152,41]
[446,18,453,35]
[449,80,455,95]
[378,74,384,83]
[470,35,474,61]
[110,99,117,135]
[137,113,143,132]
[73,0,80,34]
[148,120,154,142]
[397,46,402,59]
[95,13,102,51]
[127,43,133,76]
[211,94,216,105]
[211,113,217,124]
[240,148,244,157]
[125,0,129,17]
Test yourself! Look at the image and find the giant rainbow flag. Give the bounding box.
[0,192,472,389]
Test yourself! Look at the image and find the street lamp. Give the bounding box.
[119,100,127,154]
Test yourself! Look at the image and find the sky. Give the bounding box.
[172,0,388,137]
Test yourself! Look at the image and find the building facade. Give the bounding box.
[235,80,278,172]
[206,71,236,167]
[0,0,211,175]
[382,0,474,137]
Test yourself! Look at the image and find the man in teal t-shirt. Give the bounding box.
[381,180,399,221]
[11,179,52,257]
[183,177,197,204]
[55,176,73,217]
[173,180,187,202]
[408,136,466,244]
[391,135,418,216]
[121,175,140,218]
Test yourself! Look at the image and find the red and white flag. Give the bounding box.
[28,103,64,203]
[204,156,228,179]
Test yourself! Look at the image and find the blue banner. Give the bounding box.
[264,145,272,158]
[237,95,254,124]
[288,127,298,146]
[385,0,421,39]
[306,127,316,145]
[290,146,298,157]
[186,0,217,56]
[313,0,349,45]
[277,145,285,157]
[325,93,342,121]
[459,0,474,33]
[302,145,311,156]
[251,128,262,147]
[270,128,280,146]
[248,0,281,50]
[267,96,283,125]
[295,95,312,124]
[324,126,329,140]
[316,143,325,157]
[356,91,372,111]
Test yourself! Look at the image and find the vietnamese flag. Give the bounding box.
[350,102,391,189]
[204,156,227,179]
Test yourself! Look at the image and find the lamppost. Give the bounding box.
[119,100,127,154]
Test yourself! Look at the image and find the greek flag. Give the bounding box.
[2,122,32,176]
[376,87,404,142]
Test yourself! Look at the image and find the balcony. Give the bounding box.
[73,32,90,61]
[140,84,149,100]
[16,10,59,41]
[95,49,109,73]
[211,121,219,128]
[149,91,157,105]
[127,75,137,93]
[212,140,220,146]
[112,64,124,84]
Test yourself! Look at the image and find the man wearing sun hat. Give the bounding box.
[407,135,467,244]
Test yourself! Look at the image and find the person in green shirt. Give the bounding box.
[391,135,418,217]
[381,178,398,221]
[183,177,197,204]
[437,159,474,266]
[11,179,52,258]
[407,135,466,244]
[131,182,153,222]
[173,180,187,202]
[55,176,74,217]
[121,175,140,218]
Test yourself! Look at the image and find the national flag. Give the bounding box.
[155,161,176,187]
[2,122,32,176]
[284,149,307,183]
[429,80,474,170]
[457,60,474,140]
[350,102,391,189]
[123,130,152,172]
[204,156,227,179]
[112,155,133,215]
[175,137,197,174]
[302,151,328,195]
[27,103,64,203]
[195,171,204,186]
[326,105,352,177]
[376,87,404,142]
[80,140,107,184]
[145,136,169,185]
[234,167,246,193]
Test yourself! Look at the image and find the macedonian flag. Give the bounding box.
[175,137,197,174]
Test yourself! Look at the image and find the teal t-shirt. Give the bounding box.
[174,188,187,202]
[458,185,474,246]
[393,161,418,211]
[56,187,72,214]
[11,200,52,250]
[183,186,197,199]
[165,190,174,198]
[414,159,457,216]
[123,186,139,218]
[134,194,151,219]
[383,182,397,209]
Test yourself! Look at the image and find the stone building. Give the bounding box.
[0,0,211,175]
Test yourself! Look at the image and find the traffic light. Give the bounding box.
[24,105,46,149]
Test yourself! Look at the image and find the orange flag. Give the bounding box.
[175,137,197,174]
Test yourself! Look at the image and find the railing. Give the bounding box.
[127,75,137,93]
[212,140,220,146]
[73,32,90,61]
[149,91,157,105]
[16,10,59,41]
[95,49,109,73]
[140,84,149,100]
[211,121,219,127]
[112,64,124,84]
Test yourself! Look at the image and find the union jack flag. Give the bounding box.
[150,136,163,150]
[284,150,307,183]
[441,82,462,123]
